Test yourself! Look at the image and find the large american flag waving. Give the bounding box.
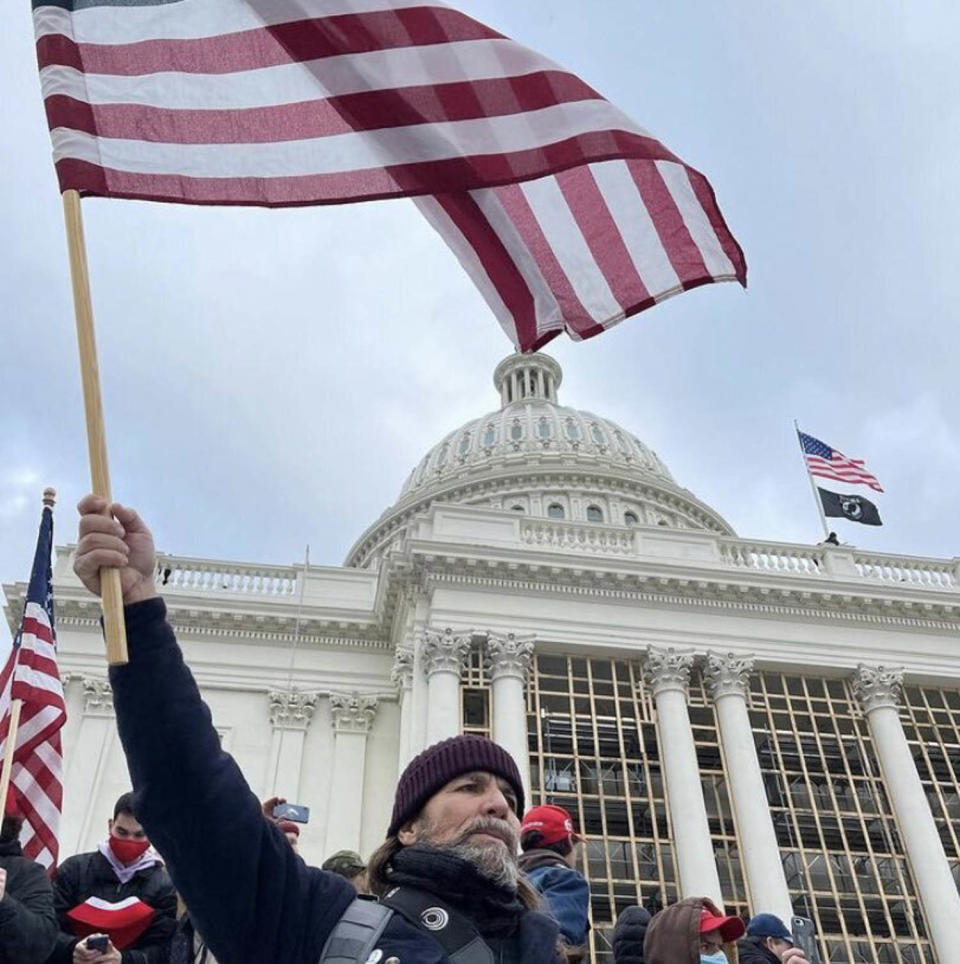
[0,495,66,869]
[33,0,746,351]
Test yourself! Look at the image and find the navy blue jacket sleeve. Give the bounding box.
[109,599,355,964]
[526,865,590,947]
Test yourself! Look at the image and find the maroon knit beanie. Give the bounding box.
[388,734,525,836]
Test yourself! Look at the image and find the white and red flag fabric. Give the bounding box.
[0,499,66,869]
[798,430,884,494]
[33,0,746,350]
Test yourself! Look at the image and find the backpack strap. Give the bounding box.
[380,886,495,964]
[318,896,394,964]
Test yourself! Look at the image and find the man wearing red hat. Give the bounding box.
[518,804,590,953]
[0,783,58,963]
[641,897,746,964]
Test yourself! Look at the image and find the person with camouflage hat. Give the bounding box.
[320,851,367,893]
[73,494,570,964]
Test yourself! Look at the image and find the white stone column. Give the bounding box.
[266,689,319,801]
[422,628,472,746]
[324,693,379,855]
[392,647,415,772]
[705,652,793,924]
[853,665,960,960]
[646,648,724,907]
[60,678,116,856]
[485,632,535,806]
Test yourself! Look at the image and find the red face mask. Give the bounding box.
[109,835,150,865]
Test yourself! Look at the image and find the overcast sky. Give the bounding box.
[2,2,959,647]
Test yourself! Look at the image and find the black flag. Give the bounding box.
[818,487,882,526]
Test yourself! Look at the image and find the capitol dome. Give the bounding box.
[346,353,733,568]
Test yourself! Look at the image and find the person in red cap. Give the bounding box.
[640,896,745,964]
[518,804,590,954]
[0,782,59,963]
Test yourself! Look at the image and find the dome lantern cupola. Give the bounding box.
[494,353,562,406]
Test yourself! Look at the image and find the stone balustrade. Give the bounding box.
[852,552,957,589]
[519,518,635,554]
[154,554,299,596]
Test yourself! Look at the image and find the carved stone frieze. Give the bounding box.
[421,627,472,678]
[329,692,379,734]
[704,652,755,700]
[391,647,414,691]
[484,632,535,682]
[852,664,904,713]
[268,689,319,729]
[644,648,694,697]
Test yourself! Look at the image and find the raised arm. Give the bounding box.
[74,497,354,964]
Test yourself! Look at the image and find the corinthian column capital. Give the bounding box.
[422,627,472,678]
[391,647,414,692]
[645,647,695,697]
[704,651,755,700]
[329,692,379,734]
[268,689,319,729]
[853,664,904,713]
[484,632,535,682]
[82,676,113,714]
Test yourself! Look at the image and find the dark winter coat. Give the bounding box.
[737,936,780,964]
[109,599,563,964]
[612,905,651,964]
[0,837,58,964]
[48,849,177,964]
[643,897,738,964]
[518,849,590,947]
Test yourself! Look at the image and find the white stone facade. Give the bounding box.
[5,353,960,962]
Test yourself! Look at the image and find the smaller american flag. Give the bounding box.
[798,431,884,493]
[0,493,66,869]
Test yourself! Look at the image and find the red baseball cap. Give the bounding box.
[520,804,584,846]
[700,908,746,943]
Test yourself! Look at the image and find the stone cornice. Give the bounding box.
[852,664,904,713]
[484,632,535,682]
[422,627,472,677]
[704,652,755,700]
[329,692,379,734]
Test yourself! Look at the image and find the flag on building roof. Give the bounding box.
[32,0,745,351]
[798,431,884,493]
[818,488,882,527]
[0,497,66,868]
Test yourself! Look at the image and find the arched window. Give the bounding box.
[590,423,606,446]
[564,417,582,441]
[510,504,526,513]
[624,511,639,526]
[458,432,472,456]
[548,503,565,520]
[536,417,552,440]
[483,423,498,447]
[586,505,604,523]
[510,420,524,441]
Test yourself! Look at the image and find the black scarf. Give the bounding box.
[388,844,527,938]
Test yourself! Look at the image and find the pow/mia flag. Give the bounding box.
[818,487,882,526]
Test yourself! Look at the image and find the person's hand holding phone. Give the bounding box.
[73,934,121,964]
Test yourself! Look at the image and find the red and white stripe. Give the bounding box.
[0,601,66,869]
[34,0,745,350]
[806,455,884,493]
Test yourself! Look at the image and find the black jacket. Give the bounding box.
[0,838,58,964]
[612,906,651,964]
[49,849,177,964]
[737,936,780,964]
[109,599,562,964]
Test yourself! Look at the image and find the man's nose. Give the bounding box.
[482,785,510,818]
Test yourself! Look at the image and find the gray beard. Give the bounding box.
[413,817,520,891]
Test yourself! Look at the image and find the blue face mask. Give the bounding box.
[700,953,727,964]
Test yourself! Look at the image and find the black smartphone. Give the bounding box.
[790,916,822,964]
[272,802,310,823]
[86,934,109,952]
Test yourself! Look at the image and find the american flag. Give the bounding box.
[798,430,884,494]
[0,497,66,869]
[32,0,745,351]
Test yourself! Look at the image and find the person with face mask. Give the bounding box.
[642,897,745,964]
[48,792,177,964]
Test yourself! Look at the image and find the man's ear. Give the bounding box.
[396,821,418,846]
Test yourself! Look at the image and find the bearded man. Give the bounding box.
[72,495,567,964]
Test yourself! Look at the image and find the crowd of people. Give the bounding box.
[0,494,822,963]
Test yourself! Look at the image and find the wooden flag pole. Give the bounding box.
[62,190,128,664]
[0,701,23,814]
